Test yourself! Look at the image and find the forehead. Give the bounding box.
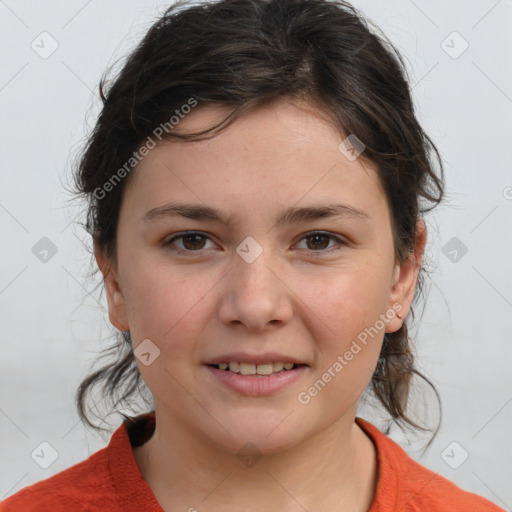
[122,98,387,222]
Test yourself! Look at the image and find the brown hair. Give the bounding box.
[71,0,444,443]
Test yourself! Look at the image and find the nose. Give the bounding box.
[217,247,294,332]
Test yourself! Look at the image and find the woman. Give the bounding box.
[1,0,505,510]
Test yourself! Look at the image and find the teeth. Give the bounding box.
[239,363,256,375]
[228,362,239,373]
[256,363,273,375]
[216,362,297,375]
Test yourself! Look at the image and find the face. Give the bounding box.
[96,98,424,454]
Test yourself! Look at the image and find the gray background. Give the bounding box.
[1,0,511,507]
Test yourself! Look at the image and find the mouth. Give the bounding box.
[205,361,309,396]
[206,362,307,376]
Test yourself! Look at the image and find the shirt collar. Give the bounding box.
[107,412,394,511]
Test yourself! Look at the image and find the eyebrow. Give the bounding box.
[142,201,370,228]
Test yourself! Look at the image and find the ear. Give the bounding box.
[385,219,427,333]
[94,239,130,332]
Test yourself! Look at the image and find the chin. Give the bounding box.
[206,412,307,456]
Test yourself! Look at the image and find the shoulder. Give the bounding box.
[356,418,506,512]
[0,417,138,512]
[0,445,116,512]
[1,413,160,512]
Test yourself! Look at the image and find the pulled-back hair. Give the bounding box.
[71,0,444,442]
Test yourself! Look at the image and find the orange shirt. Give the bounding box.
[1,413,505,511]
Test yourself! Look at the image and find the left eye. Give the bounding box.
[165,231,345,255]
[295,232,345,252]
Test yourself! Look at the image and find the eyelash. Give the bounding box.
[164,230,347,257]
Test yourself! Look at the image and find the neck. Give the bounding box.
[133,405,377,512]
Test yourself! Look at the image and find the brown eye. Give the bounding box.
[165,231,345,257]
[166,232,214,253]
[305,234,331,250]
[295,231,346,256]
[181,234,207,250]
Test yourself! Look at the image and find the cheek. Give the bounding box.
[301,260,391,394]
[121,260,209,348]
[304,260,393,337]
[123,265,214,400]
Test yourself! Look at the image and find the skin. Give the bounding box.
[95,97,426,511]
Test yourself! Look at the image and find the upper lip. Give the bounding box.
[204,351,309,366]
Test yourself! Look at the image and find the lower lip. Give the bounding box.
[205,365,308,396]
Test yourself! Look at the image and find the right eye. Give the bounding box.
[165,232,217,254]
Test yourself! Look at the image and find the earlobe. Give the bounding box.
[94,240,130,332]
[385,219,427,332]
